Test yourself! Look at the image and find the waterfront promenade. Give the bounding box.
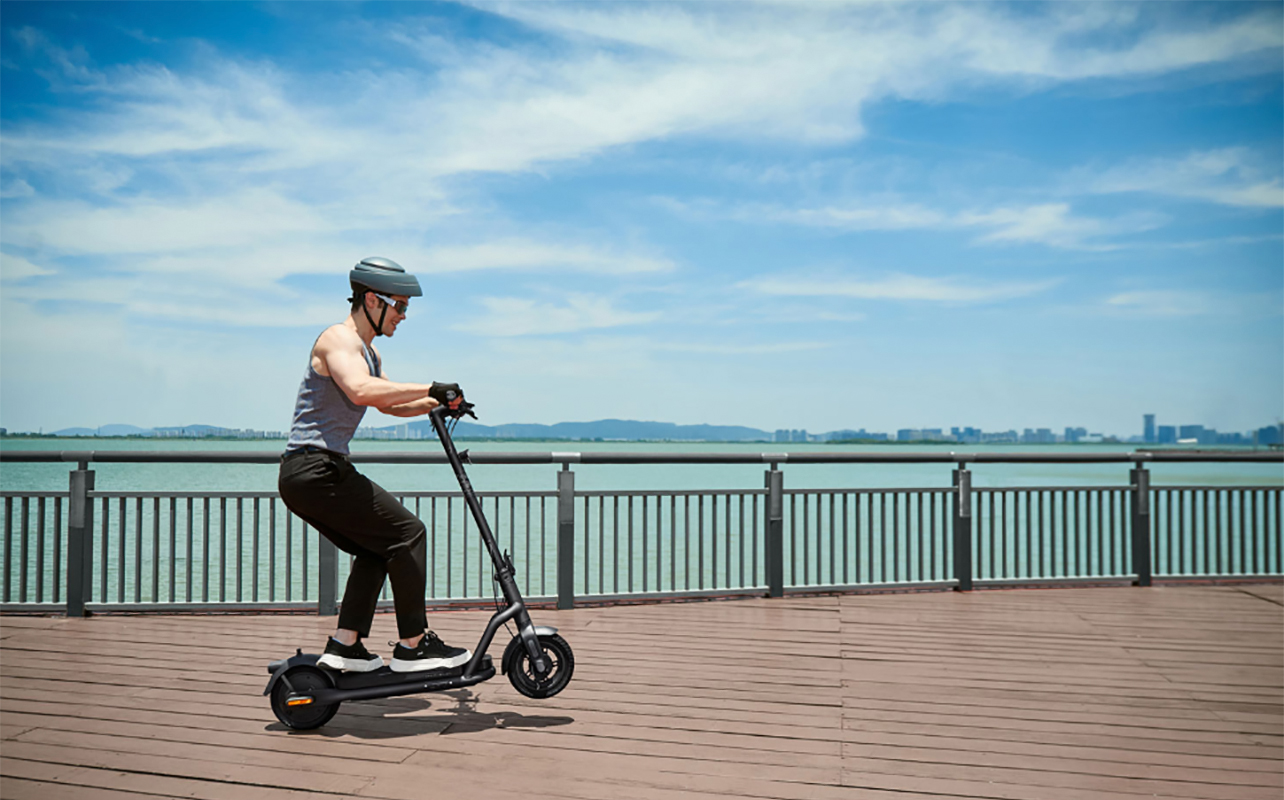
[1,583,1280,799]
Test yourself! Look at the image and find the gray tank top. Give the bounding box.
[285,334,381,455]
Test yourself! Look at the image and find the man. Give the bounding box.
[278,256,470,673]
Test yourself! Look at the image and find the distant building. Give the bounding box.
[1256,424,1284,446]
[1143,414,1155,444]
[981,430,1019,443]
[1021,428,1056,444]
[774,429,790,443]
[897,429,920,442]
[1157,425,1177,444]
[1178,424,1205,442]
[919,428,954,441]
[1064,426,1088,443]
[825,429,888,441]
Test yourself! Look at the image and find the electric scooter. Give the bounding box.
[264,403,574,730]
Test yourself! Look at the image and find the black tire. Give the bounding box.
[270,665,340,730]
[506,634,574,699]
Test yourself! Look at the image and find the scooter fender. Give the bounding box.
[501,626,558,674]
[262,651,327,696]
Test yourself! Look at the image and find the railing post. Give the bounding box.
[952,466,973,591]
[66,463,95,617]
[1130,466,1152,587]
[318,536,338,616]
[557,464,575,610]
[765,466,784,597]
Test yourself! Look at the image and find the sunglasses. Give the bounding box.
[371,292,409,315]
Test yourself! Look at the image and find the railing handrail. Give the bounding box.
[2,449,1281,466]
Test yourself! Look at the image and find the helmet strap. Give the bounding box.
[360,294,389,337]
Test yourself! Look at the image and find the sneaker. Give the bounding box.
[389,631,471,673]
[317,638,384,672]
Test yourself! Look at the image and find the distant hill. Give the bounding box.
[151,424,230,436]
[404,418,771,441]
[52,424,150,437]
[37,419,773,442]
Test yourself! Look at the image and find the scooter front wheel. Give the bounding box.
[270,665,340,730]
[505,634,574,699]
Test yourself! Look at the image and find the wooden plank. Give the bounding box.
[1,583,1280,800]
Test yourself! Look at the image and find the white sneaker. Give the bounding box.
[317,638,384,672]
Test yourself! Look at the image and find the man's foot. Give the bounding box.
[389,631,471,673]
[317,638,384,672]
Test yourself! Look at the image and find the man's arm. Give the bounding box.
[378,396,440,417]
[319,327,435,408]
[366,359,440,417]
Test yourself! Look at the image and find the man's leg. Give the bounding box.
[338,554,388,639]
[280,498,388,641]
[366,486,428,640]
[280,453,428,640]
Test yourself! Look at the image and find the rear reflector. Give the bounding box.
[286,697,314,706]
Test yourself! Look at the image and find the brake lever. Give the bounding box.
[451,400,477,420]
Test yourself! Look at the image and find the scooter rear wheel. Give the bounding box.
[270,665,340,730]
[506,634,574,699]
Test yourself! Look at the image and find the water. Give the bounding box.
[3,439,1279,606]
[4,438,1282,493]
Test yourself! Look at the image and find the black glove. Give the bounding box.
[429,382,465,410]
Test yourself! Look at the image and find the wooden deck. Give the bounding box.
[1,584,1281,800]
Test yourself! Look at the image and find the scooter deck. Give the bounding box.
[323,655,491,690]
[309,655,495,704]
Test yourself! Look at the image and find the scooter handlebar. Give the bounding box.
[432,400,477,420]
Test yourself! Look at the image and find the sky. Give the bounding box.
[1,1,1281,437]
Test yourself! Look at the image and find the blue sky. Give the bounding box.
[1,1,1281,436]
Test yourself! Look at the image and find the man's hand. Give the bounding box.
[429,382,465,410]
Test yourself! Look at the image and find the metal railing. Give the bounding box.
[1,449,1280,615]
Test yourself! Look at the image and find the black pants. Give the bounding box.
[278,451,427,639]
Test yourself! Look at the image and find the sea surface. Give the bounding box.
[1,438,1281,494]
[1,438,1280,604]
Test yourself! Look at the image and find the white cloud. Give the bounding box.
[731,203,949,231]
[1102,289,1281,318]
[0,5,1272,286]
[655,341,832,355]
[1105,290,1213,317]
[677,199,1161,250]
[0,179,35,199]
[0,253,54,281]
[453,294,661,336]
[961,203,1165,250]
[743,273,1059,304]
[2,190,340,256]
[1084,148,1284,208]
[5,4,1276,198]
[417,240,673,275]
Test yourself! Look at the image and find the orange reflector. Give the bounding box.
[286,697,314,706]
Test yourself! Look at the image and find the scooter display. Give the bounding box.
[264,403,574,730]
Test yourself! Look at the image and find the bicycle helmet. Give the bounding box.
[349,257,422,336]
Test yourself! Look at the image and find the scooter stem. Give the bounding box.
[430,408,546,673]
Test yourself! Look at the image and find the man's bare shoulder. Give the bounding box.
[314,324,363,355]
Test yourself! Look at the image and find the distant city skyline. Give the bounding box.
[1,3,1280,435]
[8,413,1281,446]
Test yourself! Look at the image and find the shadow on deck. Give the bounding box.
[1,584,1281,799]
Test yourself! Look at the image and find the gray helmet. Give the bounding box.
[349,257,422,297]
